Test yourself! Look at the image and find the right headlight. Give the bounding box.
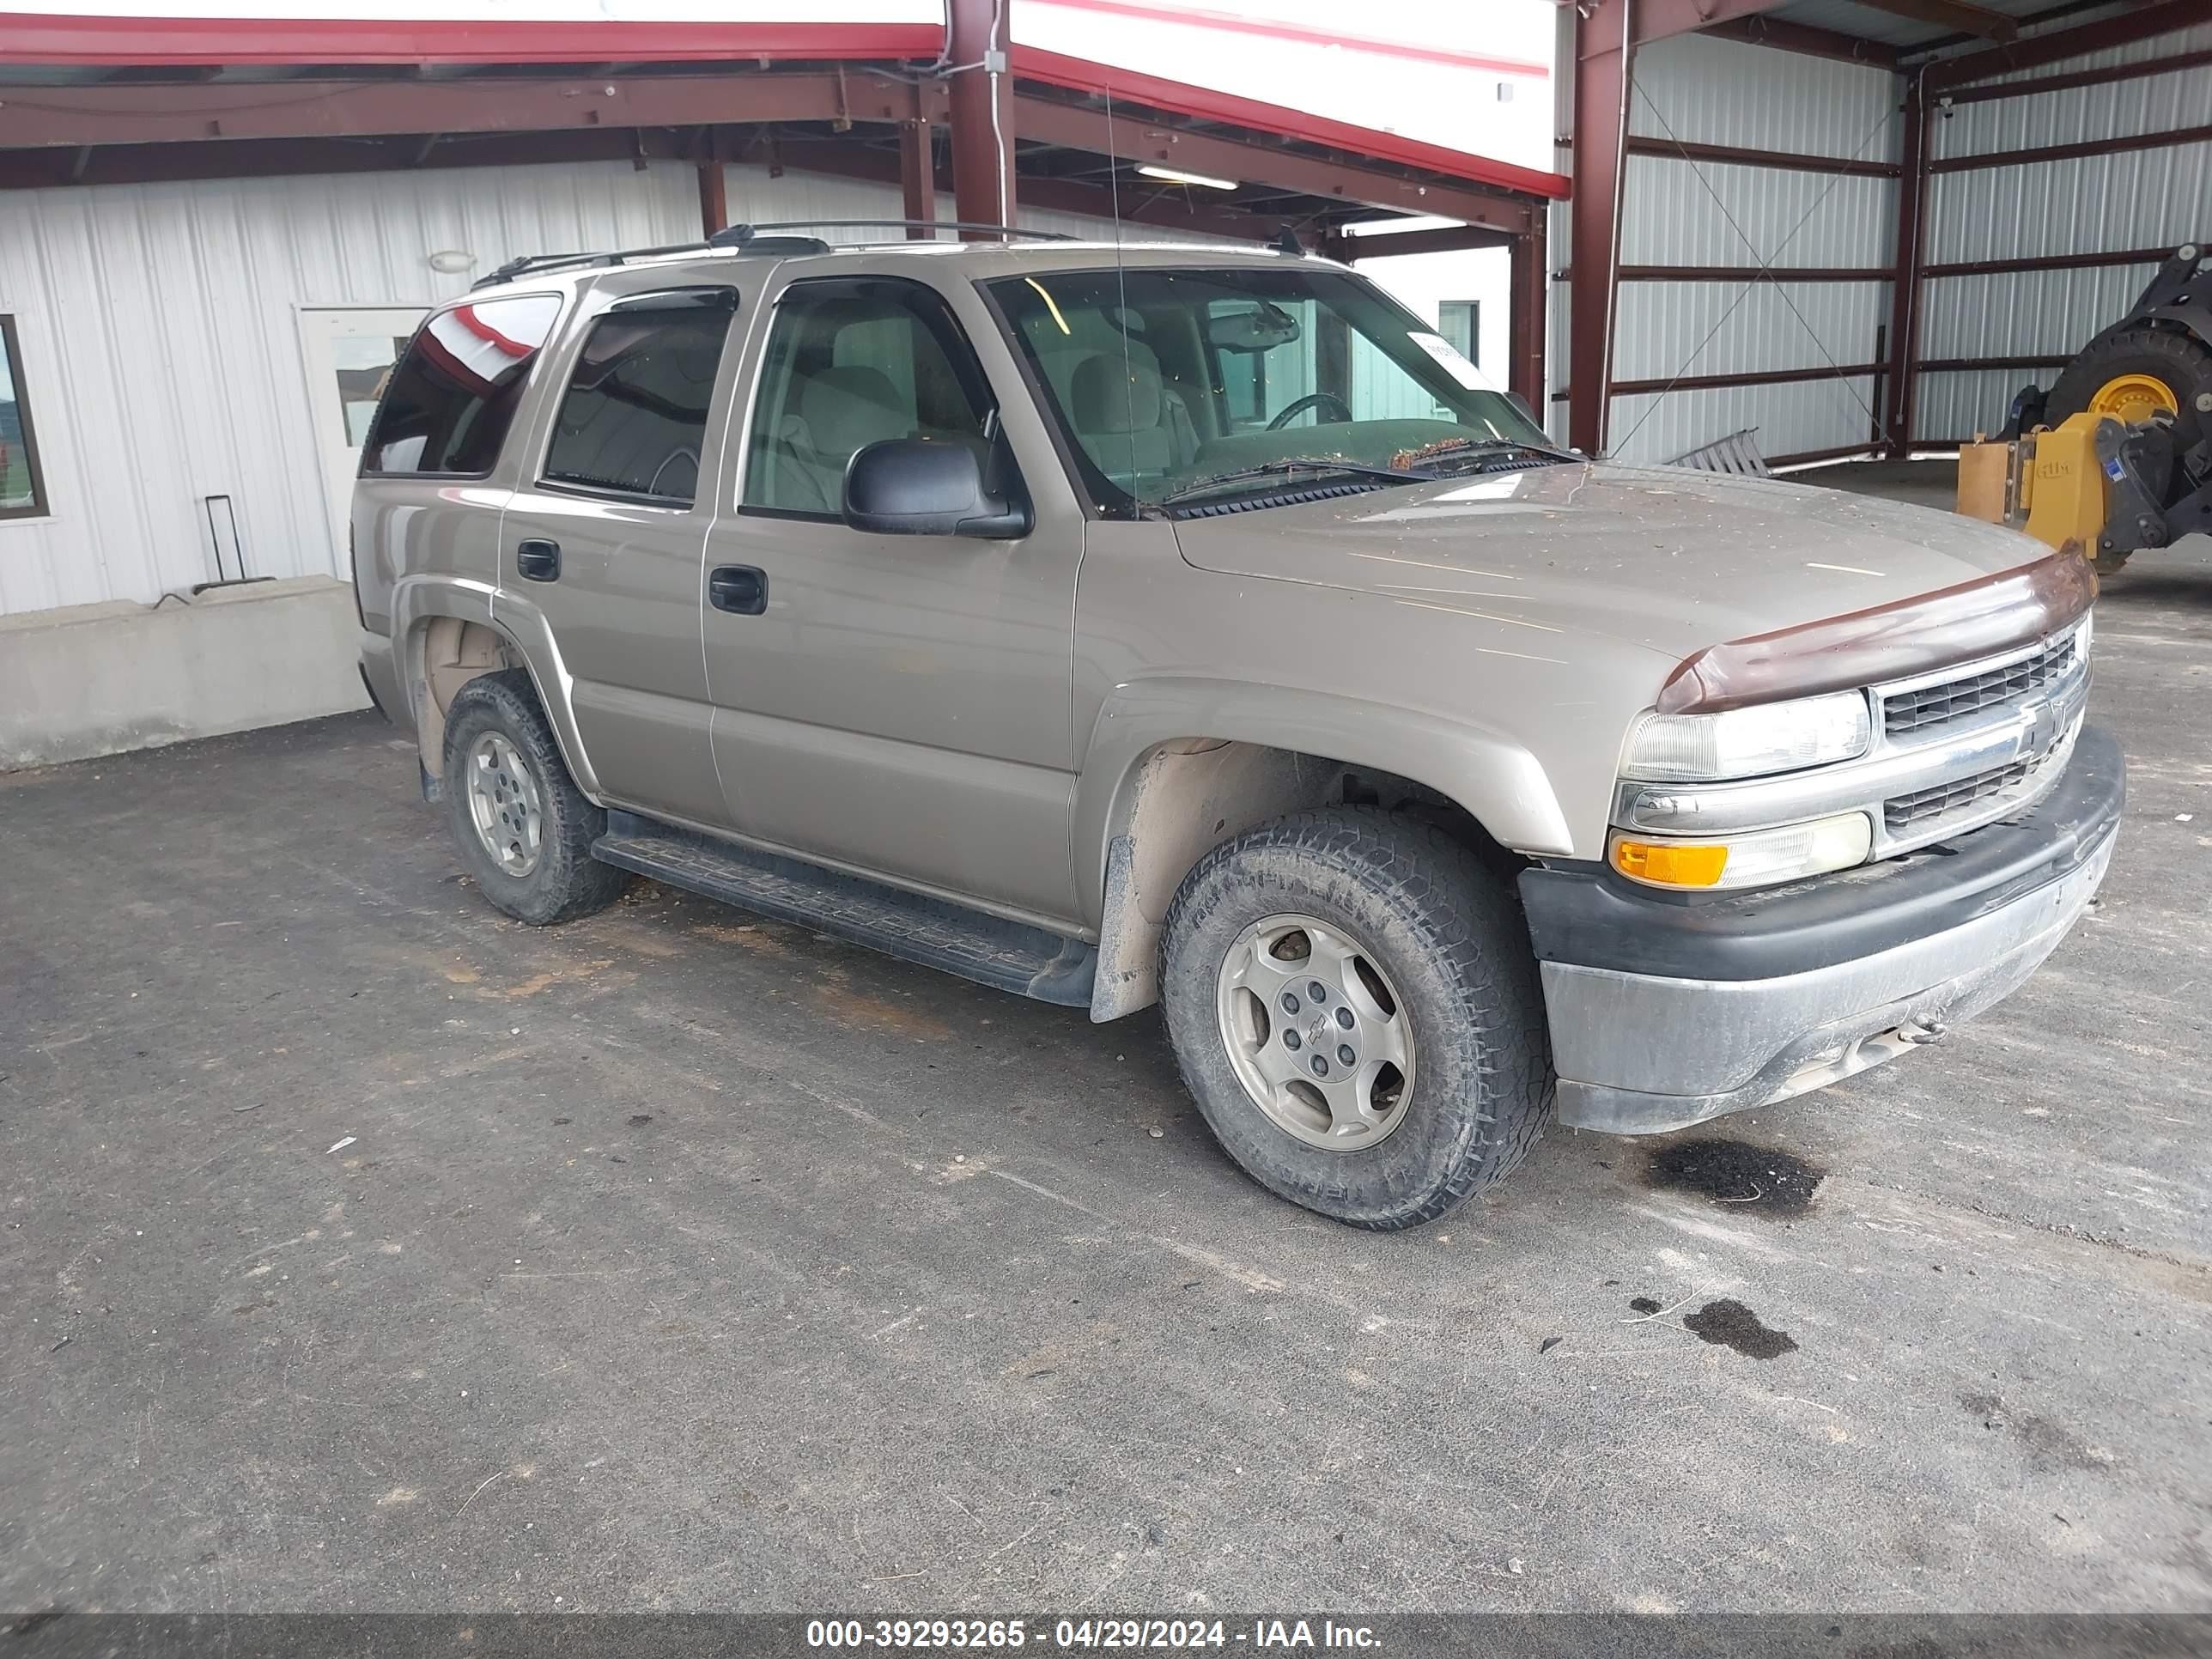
[1621,690,1872,782]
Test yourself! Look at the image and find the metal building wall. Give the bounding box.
[0,160,698,617]
[1913,20,2212,445]
[1601,33,1902,466]
[0,154,1196,622]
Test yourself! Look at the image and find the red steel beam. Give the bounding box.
[1012,94,1537,233]
[1849,0,2016,40]
[1702,14,1902,64]
[1942,43,2212,103]
[1510,212,1550,413]
[1881,74,1932,457]
[1626,134,1900,178]
[1333,223,1516,259]
[1618,0,1796,46]
[1923,245,2182,277]
[1570,2,1636,453]
[697,156,728,239]
[898,94,938,237]
[1930,120,2212,173]
[947,0,1015,234]
[1924,0,2212,90]
[0,73,879,149]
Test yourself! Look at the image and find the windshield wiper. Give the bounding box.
[1395,435,1582,472]
[1156,458,1430,508]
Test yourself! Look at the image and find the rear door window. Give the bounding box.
[541,289,736,507]
[363,292,562,477]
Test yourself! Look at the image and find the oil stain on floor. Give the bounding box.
[1683,1298,1799,1359]
[1644,1137,1825,1216]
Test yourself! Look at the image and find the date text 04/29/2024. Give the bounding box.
[805,1620,1382,1650]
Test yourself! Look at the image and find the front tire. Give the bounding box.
[1158,808,1553,1230]
[441,670,628,925]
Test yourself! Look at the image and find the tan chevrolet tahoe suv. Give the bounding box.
[353,223,2122,1230]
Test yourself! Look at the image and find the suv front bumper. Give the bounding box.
[1518,724,2124,1134]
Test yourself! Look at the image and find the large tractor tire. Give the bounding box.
[2045,326,2212,453]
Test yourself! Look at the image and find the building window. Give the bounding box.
[363,291,562,477]
[0,315,50,521]
[1437,301,1480,369]
[541,290,736,508]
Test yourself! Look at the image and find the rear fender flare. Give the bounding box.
[394,576,603,801]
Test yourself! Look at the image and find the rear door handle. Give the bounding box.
[515,538,561,582]
[708,564,768,616]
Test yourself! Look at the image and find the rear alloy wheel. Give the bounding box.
[1160,806,1554,1231]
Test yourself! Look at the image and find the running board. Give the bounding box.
[592,811,1097,1009]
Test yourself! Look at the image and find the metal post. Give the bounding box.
[899,99,937,236]
[1882,70,1931,458]
[946,0,1014,237]
[696,150,728,238]
[1510,212,1549,414]
[1569,0,1633,455]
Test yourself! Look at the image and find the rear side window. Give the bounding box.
[363,293,561,477]
[541,290,735,507]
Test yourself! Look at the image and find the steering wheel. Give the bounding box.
[1267,392,1354,431]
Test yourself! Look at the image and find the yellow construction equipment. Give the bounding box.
[1957,241,2210,574]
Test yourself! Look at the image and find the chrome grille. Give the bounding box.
[1885,757,2032,836]
[1882,633,2075,737]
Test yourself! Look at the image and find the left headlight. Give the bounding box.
[1622,690,1872,782]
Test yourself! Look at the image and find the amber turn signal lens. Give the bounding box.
[1611,839,1729,888]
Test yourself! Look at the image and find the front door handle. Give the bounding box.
[515,538,561,582]
[708,564,768,616]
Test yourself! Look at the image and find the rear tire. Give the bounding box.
[1158,807,1553,1231]
[441,669,628,926]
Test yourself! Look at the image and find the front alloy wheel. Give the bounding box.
[1216,913,1414,1150]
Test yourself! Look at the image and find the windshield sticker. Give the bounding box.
[1407,331,1486,391]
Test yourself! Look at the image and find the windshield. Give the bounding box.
[984,264,1553,514]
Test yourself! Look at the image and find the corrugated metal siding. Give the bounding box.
[1911,36,2212,443]
[0,160,698,617]
[1601,33,1899,464]
[1628,33,1899,154]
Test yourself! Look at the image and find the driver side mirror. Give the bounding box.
[843,436,1031,539]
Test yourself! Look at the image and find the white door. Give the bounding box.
[296,307,427,570]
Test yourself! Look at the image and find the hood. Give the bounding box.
[1170,460,2048,665]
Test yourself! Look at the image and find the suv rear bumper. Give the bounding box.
[1518,723,2124,1134]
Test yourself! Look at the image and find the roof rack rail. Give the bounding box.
[712,219,1076,245]
[469,219,1075,290]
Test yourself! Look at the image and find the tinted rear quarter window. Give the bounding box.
[364,292,562,477]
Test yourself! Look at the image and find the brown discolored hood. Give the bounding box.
[1170,459,2052,665]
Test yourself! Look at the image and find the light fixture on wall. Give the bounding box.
[427,249,478,275]
[1135,164,1238,191]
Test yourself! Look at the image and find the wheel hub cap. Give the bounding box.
[1214,913,1415,1152]
[465,732,544,878]
[2087,372,2179,426]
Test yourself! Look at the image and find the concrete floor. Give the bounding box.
[4,535,2212,1618]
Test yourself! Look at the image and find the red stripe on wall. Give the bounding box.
[1030,0,1550,80]
[0,14,943,66]
[1012,45,1571,201]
